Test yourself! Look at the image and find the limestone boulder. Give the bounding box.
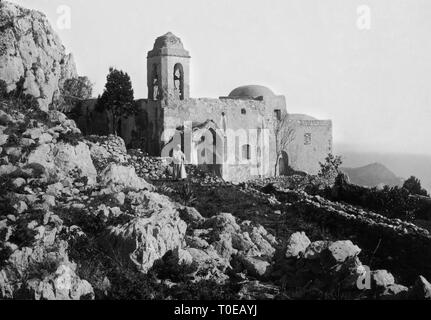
[99,164,154,192]
[0,240,93,300]
[238,221,277,258]
[371,270,395,290]
[180,246,230,283]
[25,264,94,300]
[178,206,206,227]
[285,232,311,259]
[126,190,173,214]
[0,1,78,111]
[381,284,409,300]
[234,254,271,278]
[27,141,97,184]
[323,240,361,264]
[203,213,277,260]
[101,204,187,273]
[409,275,431,300]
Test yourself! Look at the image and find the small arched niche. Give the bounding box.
[173,63,184,100]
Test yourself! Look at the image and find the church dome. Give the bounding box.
[148,32,190,58]
[153,32,184,50]
[228,85,275,100]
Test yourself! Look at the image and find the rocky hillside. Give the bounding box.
[341,163,403,188]
[1,1,430,301]
[1,98,431,299]
[0,1,77,111]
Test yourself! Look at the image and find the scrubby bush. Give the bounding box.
[403,176,429,197]
[53,76,93,123]
[178,181,197,206]
[318,154,342,183]
[0,78,46,123]
[57,131,83,146]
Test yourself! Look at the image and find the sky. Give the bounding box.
[9,0,431,155]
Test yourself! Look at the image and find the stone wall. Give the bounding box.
[287,119,333,175]
[74,99,110,136]
[74,95,332,183]
[271,187,431,283]
[161,96,285,181]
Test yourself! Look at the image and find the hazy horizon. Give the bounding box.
[9,0,431,155]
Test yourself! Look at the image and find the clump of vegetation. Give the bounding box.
[0,78,41,116]
[9,218,39,249]
[57,131,83,146]
[318,153,343,181]
[0,176,17,214]
[56,76,93,113]
[25,255,62,280]
[178,181,197,206]
[0,245,13,269]
[403,176,429,197]
[158,183,175,196]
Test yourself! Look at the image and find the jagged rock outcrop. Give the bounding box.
[28,141,97,184]
[86,135,130,172]
[167,212,279,283]
[0,104,96,184]
[0,1,78,110]
[0,240,93,300]
[101,191,187,273]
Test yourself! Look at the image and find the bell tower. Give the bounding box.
[147,32,191,101]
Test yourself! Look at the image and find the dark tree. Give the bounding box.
[403,176,429,197]
[96,67,136,135]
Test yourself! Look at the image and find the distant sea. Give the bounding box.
[335,146,431,193]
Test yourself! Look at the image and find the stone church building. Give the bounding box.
[77,32,333,182]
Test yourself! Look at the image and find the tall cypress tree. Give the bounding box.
[96,67,135,135]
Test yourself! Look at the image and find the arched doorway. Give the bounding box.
[195,127,224,177]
